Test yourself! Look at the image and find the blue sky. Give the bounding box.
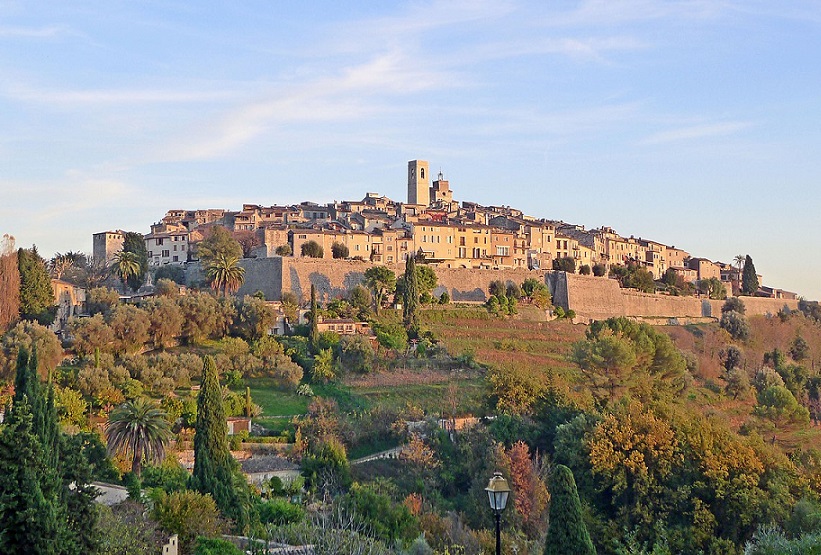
[2,1,820,299]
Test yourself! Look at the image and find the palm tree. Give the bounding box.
[733,254,745,292]
[105,397,172,477]
[112,250,140,294]
[205,252,245,296]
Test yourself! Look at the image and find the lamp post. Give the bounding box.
[486,471,511,555]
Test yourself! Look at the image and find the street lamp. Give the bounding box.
[486,471,511,555]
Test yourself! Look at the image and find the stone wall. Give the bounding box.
[432,267,549,302]
[217,260,799,321]
[280,258,372,304]
[236,257,284,300]
[550,271,798,323]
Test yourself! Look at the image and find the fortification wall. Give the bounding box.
[274,259,547,304]
[213,260,799,321]
[432,267,548,302]
[280,258,373,303]
[236,258,284,300]
[557,272,798,322]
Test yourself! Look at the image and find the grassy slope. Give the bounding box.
[238,304,821,451]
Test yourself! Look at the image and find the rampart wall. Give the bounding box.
[549,271,798,322]
[229,260,797,321]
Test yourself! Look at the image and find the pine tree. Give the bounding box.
[544,465,596,555]
[742,255,759,296]
[190,356,251,531]
[403,255,420,338]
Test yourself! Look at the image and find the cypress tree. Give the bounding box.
[0,348,98,554]
[310,284,319,348]
[0,396,60,554]
[190,356,251,531]
[17,246,56,325]
[544,465,596,555]
[403,255,420,338]
[741,255,759,296]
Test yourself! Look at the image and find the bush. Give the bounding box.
[301,241,324,258]
[257,498,305,525]
[338,334,374,374]
[194,537,244,555]
[720,311,750,340]
[154,265,186,285]
[553,256,576,273]
[331,242,349,259]
[151,490,226,553]
[579,264,591,275]
[722,297,746,315]
[141,459,190,493]
[275,244,292,256]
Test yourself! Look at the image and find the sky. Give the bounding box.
[1,1,820,299]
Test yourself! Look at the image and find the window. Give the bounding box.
[496,246,510,256]
[156,238,164,245]
[420,168,425,179]
[172,256,178,262]
[162,250,170,257]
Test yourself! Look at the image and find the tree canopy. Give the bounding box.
[18,246,56,325]
[197,227,243,264]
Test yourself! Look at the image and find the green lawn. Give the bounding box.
[237,379,311,417]
[352,378,487,416]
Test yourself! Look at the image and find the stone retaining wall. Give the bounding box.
[225,260,798,322]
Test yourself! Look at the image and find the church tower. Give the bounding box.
[407,160,430,206]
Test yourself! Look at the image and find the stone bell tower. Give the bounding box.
[407,160,430,206]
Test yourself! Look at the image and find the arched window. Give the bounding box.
[420,168,425,179]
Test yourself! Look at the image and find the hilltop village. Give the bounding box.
[94,160,793,301]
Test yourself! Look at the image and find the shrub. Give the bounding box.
[151,490,226,553]
[301,241,324,258]
[331,242,349,259]
[194,537,244,555]
[257,498,305,525]
[720,311,750,340]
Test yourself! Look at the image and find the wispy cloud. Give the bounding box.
[641,121,753,144]
[468,35,647,64]
[0,24,67,38]
[164,50,458,161]
[543,0,733,27]
[3,84,239,105]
